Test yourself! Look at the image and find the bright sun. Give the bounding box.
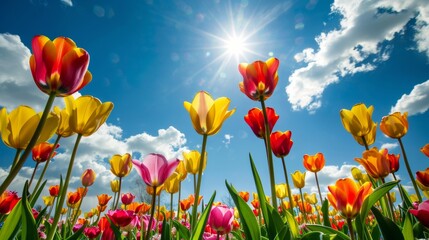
[225,35,246,56]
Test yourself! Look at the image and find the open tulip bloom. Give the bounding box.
[132,153,180,187]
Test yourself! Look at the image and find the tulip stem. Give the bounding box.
[169,193,173,233]
[392,173,405,204]
[193,174,197,193]
[46,133,82,240]
[31,134,61,200]
[314,172,324,204]
[28,162,40,189]
[11,149,22,170]
[381,178,395,221]
[191,134,208,233]
[260,97,277,209]
[299,188,307,223]
[361,136,369,151]
[280,156,294,217]
[347,218,355,240]
[398,138,422,202]
[146,186,157,240]
[0,92,56,196]
[177,182,181,220]
[113,177,123,209]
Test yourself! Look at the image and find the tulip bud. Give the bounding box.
[81,169,96,187]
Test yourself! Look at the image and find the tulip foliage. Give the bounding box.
[0,35,429,240]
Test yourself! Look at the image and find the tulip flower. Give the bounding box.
[351,167,363,182]
[67,192,81,208]
[106,209,135,227]
[53,96,75,138]
[164,172,181,194]
[121,193,135,205]
[84,226,101,239]
[340,103,375,147]
[183,150,207,175]
[353,122,377,146]
[238,57,279,101]
[81,169,96,187]
[207,205,234,235]
[180,198,192,212]
[97,194,112,207]
[270,130,293,158]
[68,95,113,137]
[0,190,20,215]
[303,152,325,203]
[111,179,120,193]
[42,196,55,206]
[409,200,429,228]
[421,144,429,158]
[132,153,179,187]
[49,185,60,197]
[304,193,317,205]
[244,107,279,138]
[184,91,235,136]
[110,153,133,178]
[175,160,187,181]
[382,149,400,174]
[275,183,288,199]
[32,142,58,163]
[355,147,390,179]
[416,168,429,189]
[292,171,306,189]
[380,112,408,139]
[238,191,250,202]
[29,35,91,97]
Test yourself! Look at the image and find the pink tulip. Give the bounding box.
[106,209,135,227]
[132,153,179,187]
[207,205,234,235]
[121,192,136,205]
[410,200,429,228]
[84,226,101,239]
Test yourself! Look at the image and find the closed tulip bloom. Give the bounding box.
[132,153,179,187]
[304,193,317,205]
[110,153,133,178]
[409,200,429,228]
[416,168,429,189]
[380,112,408,139]
[381,149,400,173]
[32,142,59,163]
[110,179,120,193]
[327,178,373,219]
[183,150,207,175]
[49,185,60,197]
[184,91,235,135]
[164,172,181,194]
[69,96,113,136]
[81,169,96,187]
[53,96,75,137]
[42,196,55,206]
[180,198,192,211]
[106,209,135,228]
[121,193,135,205]
[421,144,429,158]
[29,35,91,96]
[84,226,101,239]
[175,160,188,181]
[303,153,325,173]
[291,171,306,189]
[351,167,363,182]
[244,107,279,138]
[238,57,280,101]
[207,205,234,235]
[0,106,59,149]
[146,185,164,196]
[275,183,288,199]
[355,147,390,179]
[97,194,112,207]
[238,191,250,202]
[353,122,377,146]
[67,192,81,207]
[0,190,20,215]
[270,130,293,158]
[340,103,375,138]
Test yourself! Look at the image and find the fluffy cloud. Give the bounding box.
[380,142,399,151]
[61,0,73,7]
[286,0,429,111]
[390,80,429,115]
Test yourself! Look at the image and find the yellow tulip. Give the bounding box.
[42,196,55,206]
[53,96,75,137]
[183,150,207,175]
[340,103,375,138]
[275,183,288,199]
[0,106,58,149]
[353,122,377,146]
[380,112,408,139]
[351,167,363,182]
[184,91,235,135]
[164,172,181,194]
[291,171,306,189]
[304,192,317,205]
[175,160,188,181]
[110,179,120,193]
[146,184,164,195]
[69,95,113,136]
[109,153,133,178]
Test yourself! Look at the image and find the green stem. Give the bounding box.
[190,134,208,232]
[193,174,197,194]
[170,193,173,232]
[299,188,307,223]
[31,134,62,200]
[260,97,277,209]
[177,181,181,220]
[381,178,394,220]
[11,149,22,169]
[0,92,56,195]
[46,133,82,240]
[28,162,40,189]
[113,177,123,209]
[315,172,323,204]
[145,186,157,240]
[361,136,369,150]
[398,138,422,202]
[347,218,355,240]
[392,173,405,204]
[280,156,294,217]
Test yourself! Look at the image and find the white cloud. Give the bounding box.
[61,0,73,7]
[223,134,233,147]
[414,5,429,57]
[380,142,399,151]
[390,80,429,115]
[286,0,428,111]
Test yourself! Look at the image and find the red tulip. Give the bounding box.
[29,35,92,96]
[121,193,135,205]
[244,107,279,138]
[106,209,135,227]
[32,142,59,163]
[0,190,20,214]
[270,130,293,158]
[49,185,60,197]
[416,168,429,189]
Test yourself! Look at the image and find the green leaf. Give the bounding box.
[371,206,404,240]
[274,225,288,240]
[402,213,414,240]
[191,191,216,240]
[360,180,398,221]
[35,206,48,227]
[230,230,244,240]
[161,216,171,240]
[21,181,38,239]
[172,219,190,239]
[305,225,350,240]
[370,223,380,240]
[106,215,123,239]
[225,181,260,239]
[355,213,372,240]
[0,200,22,239]
[284,210,299,239]
[321,199,331,227]
[30,179,47,207]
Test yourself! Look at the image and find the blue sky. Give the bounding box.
[1,0,428,212]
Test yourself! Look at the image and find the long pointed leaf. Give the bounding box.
[191,191,216,240]
[21,181,38,239]
[321,199,331,227]
[0,200,22,239]
[371,206,404,240]
[172,220,190,239]
[30,180,47,207]
[305,225,350,240]
[402,213,414,240]
[360,180,398,221]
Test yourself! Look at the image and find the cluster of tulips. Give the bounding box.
[0,34,429,240]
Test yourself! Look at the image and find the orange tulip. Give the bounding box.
[327,178,372,219]
[421,144,429,158]
[380,112,408,139]
[81,169,96,187]
[355,147,390,179]
[416,168,429,189]
[32,142,59,163]
[49,185,60,197]
[180,198,192,211]
[303,153,325,173]
[97,194,112,207]
[238,191,250,202]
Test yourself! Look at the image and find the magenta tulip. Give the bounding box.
[106,209,135,227]
[121,193,135,205]
[207,205,234,235]
[410,200,429,228]
[132,153,179,187]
